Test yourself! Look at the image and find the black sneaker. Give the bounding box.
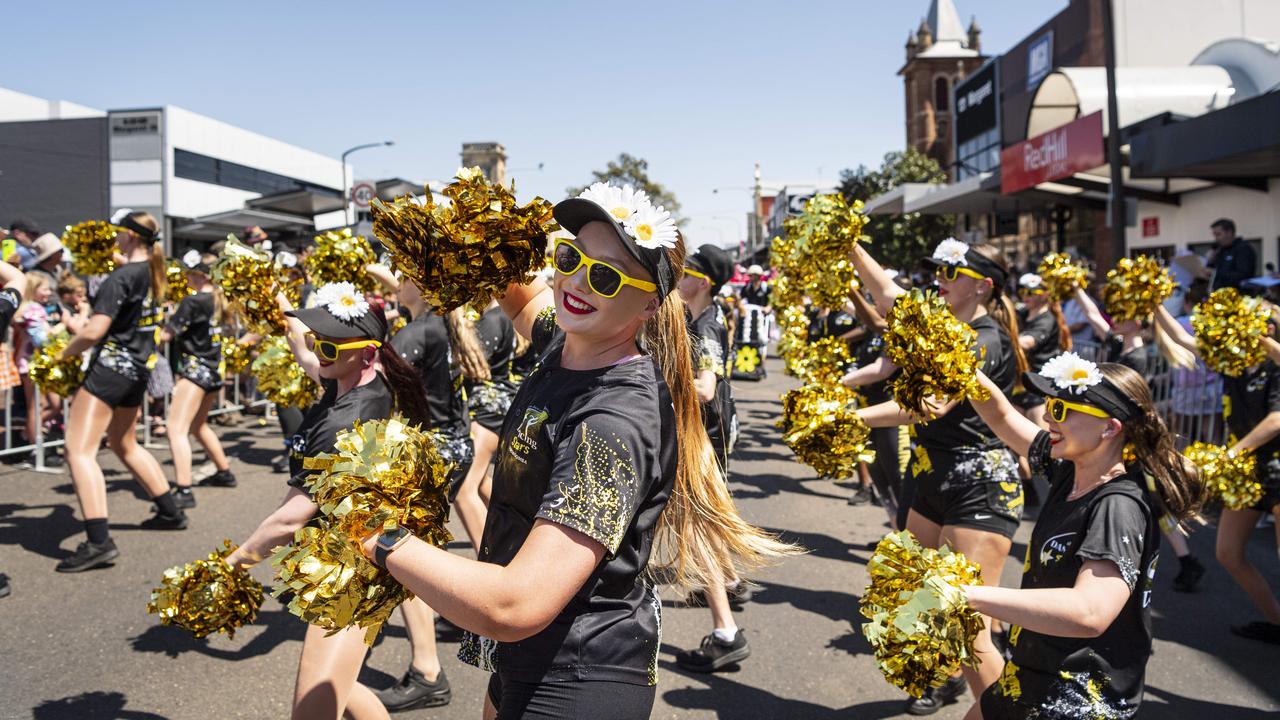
[55,538,120,573]
[0,573,10,598]
[847,486,872,506]
[905,674,967,716]
[271,455,289,474]
[140,508,188,530]
[372,667,452,712]
[173,487,197,509]
[1231,621,1280,646]
[200,469,237,488]
[1172,556,1205,593]
[676,629,750,672]
[683,582,754,609]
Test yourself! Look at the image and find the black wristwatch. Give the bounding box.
[374,525,411,569]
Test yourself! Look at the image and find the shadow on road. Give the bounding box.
[1144,684,1279,719]
[33,691,168,720]
[129,607,306,660]
[0,502,83,560]
[746,578,860,624]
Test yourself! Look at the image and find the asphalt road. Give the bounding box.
[3,357,1279,719]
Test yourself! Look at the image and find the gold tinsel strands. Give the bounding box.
[883,290,989,418]
[860,530,985,697]
[212,234,287,336]
[218,335,251,375]
[62,220,119,276]
[775,305,811,369]
[788,336,854,386]
[271,417,454,644]
[768,235,804,310]
[1102,255,1174,322]
[166,260,193,304]
[146,539,264,640]
[370,167,558,313]
[782,194,867,310]
[1183,442,1262,510]
[778,383,873,479]
[29,329,84,396]
[251,336,319,408]
[1190,287,1271,377]
[305,228,377,294]
[1035,252,1087,302]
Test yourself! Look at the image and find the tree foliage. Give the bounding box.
[839,148,954,270]
[568,153,682,219]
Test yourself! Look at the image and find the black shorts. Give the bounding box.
[908,445,1023,538]
[1247,454,1280,513]
[486,674,655,720]
[82,363,149,408]
[435,433,476,502]
[175,355,222,393]
[469,382,515,434]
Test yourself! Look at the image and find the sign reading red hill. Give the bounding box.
[1001,111,1104,195]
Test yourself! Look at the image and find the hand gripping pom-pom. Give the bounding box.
[251,337,319,408]
[371,168,558,313]
[62,220,119,276]
[212,234,289,336]
[860,531,985,697]
[305,229,378,294]
[166,260,194,304]
[29,329,84,396]
[1102,255,1174,322]
[271,417,455,645]
[1035,253,1088,302]
[146,540,264,639]
[1190,288,1271,377]
[778,383,873,479]
[777,195,868,310]
[883,290,989,418]
[1183,442,1262,510]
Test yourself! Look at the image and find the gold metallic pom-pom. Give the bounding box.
[146,539,264,639]
[218,335,251,375]
[778,383,873,479]
[1190,288,1271,377]
[371,167,558,313]
[251,337,319,408]
[774,304,811,364]
[212,234,287,336]
[1183,442,1262,510]
[306,228,378,294]
[166,260,194,304]
[883,290,989,418]
[272,418,454,644]
[1102,255,1174,322]
[62,220,119,276]
[860,530,985,697]
[786,336,853,385]
[1035,253,1087,302]
[780,195,867,310]
[29,329,84,396]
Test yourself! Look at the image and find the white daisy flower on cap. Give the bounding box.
[314,282,369,321]
[933,237,970,266]
[181,249,203,269]
[1039,352,1102,395]
[624,203,678,250]
[1019,273,1044,289]
[578,182,652,224]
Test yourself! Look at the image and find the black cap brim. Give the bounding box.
[553,198,673,299]
[286,306,386,340]
[1022,371,1140,421]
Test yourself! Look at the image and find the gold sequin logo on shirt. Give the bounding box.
[541,423,639,554]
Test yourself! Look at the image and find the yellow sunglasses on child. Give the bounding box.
[1046,396,1110,423]
[553,240,657,298]
[305,333,382,361]
[683,267,711,282]
[935,264,988,282]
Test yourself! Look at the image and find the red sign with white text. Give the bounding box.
[1142,216,1160,237]
[1001,111,1104,194]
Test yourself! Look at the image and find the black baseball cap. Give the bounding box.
[1022,370,1142,422]
[286,301,388,341]
[9,218,39,236]
[685,243,735,294]
[553,198,677,299]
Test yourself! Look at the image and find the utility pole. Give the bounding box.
[1101,0,1126,267]
[752,162,762,262]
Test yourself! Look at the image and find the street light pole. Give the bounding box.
[341,140,395,226]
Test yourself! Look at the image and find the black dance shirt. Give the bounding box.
[1223,361,1280,457]
[390,311,470,440]
[91,262,163,376]
[984,431,1158,720]
[0,288,21,334]
[740,280,770,307]
[459,307,677,686]
[917,314,1016,452]
[690,304,735,465]
[1102,336,1156,378]
[1021,311,1061,374]
[166,293,221,369]
[475,305,516,386]
[287,377,394,492]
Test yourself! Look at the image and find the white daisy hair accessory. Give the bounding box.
[1019,273,1044,289]
[932,238,970,266]
[276,251,299,268]
[314,282,369,321]
[576,182,677,250]
[181,249,203,269]
[1039,352,1103,395]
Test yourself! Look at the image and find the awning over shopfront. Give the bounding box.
[173,207,318,242]
[862,183,938,215]
[1129,90,1280,182]
[246,188,344,216]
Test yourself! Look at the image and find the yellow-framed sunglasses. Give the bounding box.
[1046,396,1110,423]
[553,239,657,298]
[683,267,710,282]
[305,333,382,361]
[935,264,988,282]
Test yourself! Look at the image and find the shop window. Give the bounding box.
[934,77,950,112]
[174,148,339,197]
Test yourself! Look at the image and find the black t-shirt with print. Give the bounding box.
[390,311,470,440]
[1021,311,1060,374]
[740,280,769,307]
[91,262,163,371]
[287,377,394,492]
[0,288,21,335]
[475,305,517,387]
[1223,360,1280,458]
[690,304,734,465]
[917,314,1016,451]
[984,430,1159,720]
[459,308,677,686]
[166,293,221,369]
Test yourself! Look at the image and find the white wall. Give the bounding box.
[1126,184,1280,269]
[1115,0,1280,67]
[0,87,103,121]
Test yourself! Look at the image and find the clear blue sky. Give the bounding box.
[5,0,1061,248]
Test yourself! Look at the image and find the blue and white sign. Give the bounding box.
[1026,31,1054,91]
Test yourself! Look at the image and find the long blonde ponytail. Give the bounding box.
[445,307,491,382]
[644,243,800,591]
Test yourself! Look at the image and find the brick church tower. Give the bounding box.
[900,0,986,179]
